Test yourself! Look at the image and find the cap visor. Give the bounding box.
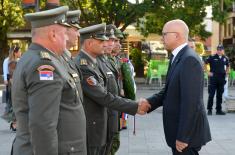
[59,22,71,27]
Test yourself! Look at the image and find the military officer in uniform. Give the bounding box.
[74,23,151,155]
[108,28,125,155]
[61,10,83,98]
[110,27,125,95]
[63,10,81,61]
[12,6,87,155]
[97,24,120,155]
[204,44,230,115]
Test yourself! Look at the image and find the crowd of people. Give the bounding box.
[2,4,233,155]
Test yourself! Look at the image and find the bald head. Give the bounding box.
[164,19,189,41]
[162,19,189,51]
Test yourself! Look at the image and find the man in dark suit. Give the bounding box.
[142,19,211,155]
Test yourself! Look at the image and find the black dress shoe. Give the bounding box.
[216,111,226,115]
[207,110,212,115]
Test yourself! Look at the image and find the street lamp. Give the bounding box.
[127,0,144,4]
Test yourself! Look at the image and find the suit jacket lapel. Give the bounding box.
[166,45,188,84]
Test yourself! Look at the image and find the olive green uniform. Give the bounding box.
[75,50,138,155]
[98,55,121,155]
[12,43,87,155]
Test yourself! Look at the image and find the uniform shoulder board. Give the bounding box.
[80,58,88,65]
[40,51,51,60]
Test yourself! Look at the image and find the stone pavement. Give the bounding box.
[0,84,235,155]
[116,86,235,155]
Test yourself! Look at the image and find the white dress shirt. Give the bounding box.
[171,43,188,63]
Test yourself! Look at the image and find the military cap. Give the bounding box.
[79,23,108,41]
[24,6,70,28]
[114,27,124,39]
[217,44,224,50]
[66,10,81,29]
[106,24,117,39]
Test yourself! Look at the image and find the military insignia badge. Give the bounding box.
[86,76,97,86]
[110,29,114,35]
[40,51,51,60]
[37,65,55,71]
[39,71,54,80]
[80,59,88,65]
[37,65,54,80]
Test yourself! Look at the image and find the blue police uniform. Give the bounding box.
[205,54,229,114]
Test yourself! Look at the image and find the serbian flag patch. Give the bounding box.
[39,71,54,80]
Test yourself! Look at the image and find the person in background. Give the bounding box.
[204,44,230,115]
[188,37,196,50]
[2,45,21,122]
[110,28,130,130]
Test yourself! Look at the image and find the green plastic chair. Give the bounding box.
[229,69,235,86]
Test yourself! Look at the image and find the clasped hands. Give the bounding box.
[137,98,151,115]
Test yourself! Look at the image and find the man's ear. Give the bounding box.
[48,29,56,42]
[88,39,93,46]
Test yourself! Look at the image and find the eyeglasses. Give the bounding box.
[162,32,177,36]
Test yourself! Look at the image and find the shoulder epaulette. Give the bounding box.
[40,51,51,60]
[80,58,88,65]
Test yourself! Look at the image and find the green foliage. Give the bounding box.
[195,42,205,55]
[0,0,25,54]
[0,0,24,41]
[225,46,235,69]
[121,62,136,100]
[137,0,212,39]
[129,48,144,69]
[60,0,152,30]
[210,0,234,23]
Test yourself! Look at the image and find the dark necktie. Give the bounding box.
[166,54,174,80]
[168,54,174,69]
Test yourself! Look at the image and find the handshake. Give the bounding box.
[136,98,151,115]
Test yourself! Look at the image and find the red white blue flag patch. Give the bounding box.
[39,71,54,80]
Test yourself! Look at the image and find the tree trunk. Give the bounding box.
[0,38,9,75]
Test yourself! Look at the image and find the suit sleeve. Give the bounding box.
[177,56,203,143]
[146,87,165,113]
[80,66,138,115]
[26,61,63,155]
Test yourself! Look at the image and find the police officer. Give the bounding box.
[74,23,151,155]
[205,44,230,115]
[12,6,87,155]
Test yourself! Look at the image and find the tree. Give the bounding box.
[137,0,212,39]
[0,0,24,72]
[210,0,234,43]
[61,0,154,31]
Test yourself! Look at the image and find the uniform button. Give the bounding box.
[93,121,96,125]
[71,147,75,151]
